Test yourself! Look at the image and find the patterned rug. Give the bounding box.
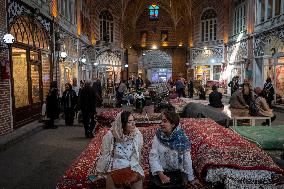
[56,119,284,189]
[96,108,122,127]
[231,125,284,150]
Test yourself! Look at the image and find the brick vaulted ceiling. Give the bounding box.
[122,0,194,48]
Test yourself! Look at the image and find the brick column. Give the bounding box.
[0,0,13,135]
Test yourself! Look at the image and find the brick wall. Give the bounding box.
[0,0,12,135]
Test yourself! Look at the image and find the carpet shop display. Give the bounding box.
[96,108,122,127]
[56,119,284,189]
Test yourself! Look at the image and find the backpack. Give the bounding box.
[249,100,259,116]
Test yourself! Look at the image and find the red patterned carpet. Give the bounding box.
[96,108,122,127]
[56,118,284,189]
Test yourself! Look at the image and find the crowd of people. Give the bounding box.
[44,79,102,138]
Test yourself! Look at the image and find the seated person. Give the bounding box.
[96,111,144,189]
[229,87,249,109]
[254,87,276,126]
[149,110,201,189]
[208,85,224,108]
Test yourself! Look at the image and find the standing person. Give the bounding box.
[264,77,275,108]
[79,80,97,138]
[92,78,103,107]
[96,111,144,189]
[46,81,59,129]
[228,76,239,96]
[62,83,77,126]
[176,76,185,98]
[72,78,79,96]
[188,78,194,98]
[149,110,201,189]
[208,85,223,108]
[135,77,143,90]
[77,80,84,123]
[116,80,128,107]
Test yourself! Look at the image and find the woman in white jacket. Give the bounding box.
[96,111,144,189]
[149,110,201,189]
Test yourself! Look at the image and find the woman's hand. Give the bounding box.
[157,172,171,184]
[188,179,202,188]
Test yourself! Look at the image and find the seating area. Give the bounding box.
[56,118,284,189]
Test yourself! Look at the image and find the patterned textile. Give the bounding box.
[180,118,284,178]
[231,126,284,150]
[56,128,109,189]
[57,119,284,189]
[96,108,122,127]
[156,125,191,152]
[132,113,162,124]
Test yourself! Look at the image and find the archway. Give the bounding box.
[138,50,172,83]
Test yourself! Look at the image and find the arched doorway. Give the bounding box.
[138,50,172,83]
[96,50,122,94]
[9,15,51,128]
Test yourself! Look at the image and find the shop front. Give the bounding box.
[8,13,52,127]
[253,25,284,105]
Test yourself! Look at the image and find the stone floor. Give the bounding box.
[0,104,283,189]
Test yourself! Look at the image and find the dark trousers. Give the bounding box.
[82,111,95,136]
[64,108,75,126]
[177,88,184,98]
[149,171,187,189]
[188,90,193,98]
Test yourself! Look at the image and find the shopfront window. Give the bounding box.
[12,48,29,108]
[275,64,284,104]
[41,53,50,100]
[195,65,210,81]
[213,65,222,80]
[31,64,41,103]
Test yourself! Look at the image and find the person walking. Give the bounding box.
[79,80,97,138]
[46,81,59,129]
[62,83,77,126]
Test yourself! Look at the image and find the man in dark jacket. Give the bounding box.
[79,80,97,138]
[46,81,59,128]
[209,85,224,108]
[92,78,103,107]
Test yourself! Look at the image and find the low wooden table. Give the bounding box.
[233,116,271,126]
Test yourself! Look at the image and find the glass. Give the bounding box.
[261,0,265,22]
[31,64,41,103]
[41,53,50,101]
[275,65,284,105]
[213,65,222,81]
[12,48,29,108]
[267,0,273,19]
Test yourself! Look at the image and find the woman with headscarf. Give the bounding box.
[149,110,201,189]
[61,83,77,126]
[96,111,144,189]
[254,87,276,126]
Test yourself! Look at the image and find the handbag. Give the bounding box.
[111,167,141,188]
[110,136,141,188]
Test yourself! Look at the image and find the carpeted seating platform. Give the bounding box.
[231,125,284,150]
[96,108,122,127]
[56,118,284,189]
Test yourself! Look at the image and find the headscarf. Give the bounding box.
[110,112,138,142]
[156,125,191,152]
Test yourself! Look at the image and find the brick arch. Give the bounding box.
[9,15,50,50]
